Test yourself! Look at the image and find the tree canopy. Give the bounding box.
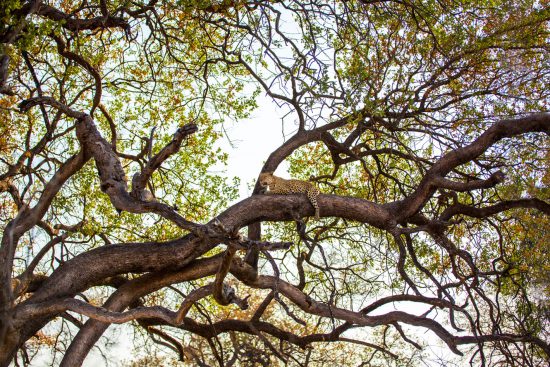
[0,1,549,366]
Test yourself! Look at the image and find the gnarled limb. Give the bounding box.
[391,113,550,221]
[20,96,204,233]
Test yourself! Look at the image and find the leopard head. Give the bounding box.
[258,172,274,188]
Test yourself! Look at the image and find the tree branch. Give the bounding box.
[391,113,550,220]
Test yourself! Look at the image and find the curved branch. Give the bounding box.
[20,96,203,233]
[32,3,130,33]
[51,35,103,116]
[433,170,506,192]
[230,257,549,357]
[59,256,224,367]
[440,198,550,220]
[391,113,550,220]
[25,285,211,326]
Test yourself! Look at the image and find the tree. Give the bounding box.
[1,0,549,366]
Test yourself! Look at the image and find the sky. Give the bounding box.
[218,94,291,200]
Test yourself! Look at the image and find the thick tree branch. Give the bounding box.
[391,113,550,220]
[33,3,130,33]
[20,96,203,233]
[60,256,225,367]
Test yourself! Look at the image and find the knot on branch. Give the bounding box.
[173,123,198,141]
[490,170,506,184]
[129,186,155,203]
[213,283,250,310]
[0,177,13,192]
[99,178,123,193]
[213,246,250,308]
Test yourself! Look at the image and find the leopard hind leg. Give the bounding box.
[307,188,320,220]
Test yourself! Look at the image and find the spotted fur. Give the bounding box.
[259,172,320,220]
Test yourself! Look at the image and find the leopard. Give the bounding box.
[258,172,320,220]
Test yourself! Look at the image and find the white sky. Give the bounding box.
[219,94,291,200]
